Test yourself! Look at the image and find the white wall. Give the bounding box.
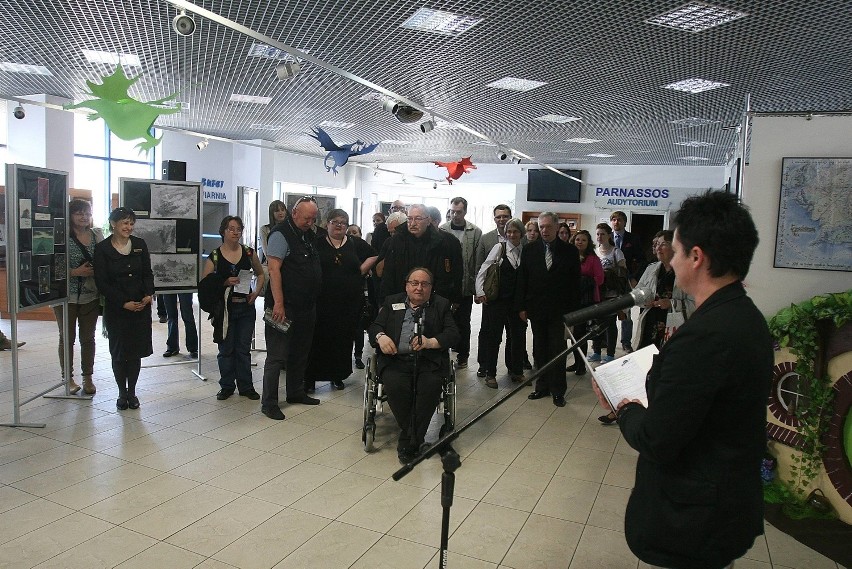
[160,131,235,212]
[6,95,74,178]
[742,115,852,316]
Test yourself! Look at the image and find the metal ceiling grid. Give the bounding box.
[0,0,850,166]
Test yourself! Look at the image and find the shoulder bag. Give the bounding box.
[482,242,505,302]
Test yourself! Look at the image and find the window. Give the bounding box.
[777,371,810,415]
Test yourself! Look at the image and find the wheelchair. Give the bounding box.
[361,352,456,452]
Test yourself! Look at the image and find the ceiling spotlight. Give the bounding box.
[12,103,25,120]
[172,10,196,36]
[420,119,435,133]
[432,182,437,189]
[275,61,301,80]
[196,139,209,151]
[496,150,508,161]
[510,155,522,164]
[382,99,424,123]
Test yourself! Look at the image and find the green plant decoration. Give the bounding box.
[768,289,852,498]
[64,65,181,153]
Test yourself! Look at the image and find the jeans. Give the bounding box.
[217,301,256,393]
[162,293,198,353]
[54,299,100,379]
[620,312,633,348]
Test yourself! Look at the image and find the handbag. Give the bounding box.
[482,242,505,302]
[70,229,104,314]
[663,303,687,344]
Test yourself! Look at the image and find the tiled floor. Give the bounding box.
[0,305,845,568]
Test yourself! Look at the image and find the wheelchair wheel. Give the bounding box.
[363,423,376,452]
[443,379,456,433]
[363,358,377,452]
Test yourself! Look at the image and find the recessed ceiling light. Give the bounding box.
[472,141,498,146]
[433,120,462,130]
[679,156,711,161]
[647,2,747,33]
[359,92,394,103]
[250,124,282,131]
[565,138,601,144]
[318,120,355,128]
[229,93,272,105]
[674,141,715,147]
[401,7,483,36]
[535,114,581,123]
[0,61,52,75]
[587,153,616,158]
[381,139,411,145]
[670,117,718,127]
[663,78,730,93]
[82,50,141,67]
[486,77,547,92]
[247,43,308,61]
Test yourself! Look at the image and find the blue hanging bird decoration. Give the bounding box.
[308,127,379,175]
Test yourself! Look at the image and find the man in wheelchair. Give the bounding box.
[369,267,460,463]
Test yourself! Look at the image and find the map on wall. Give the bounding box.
[774,157,852,272]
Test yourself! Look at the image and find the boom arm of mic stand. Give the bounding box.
[392,321,606,481]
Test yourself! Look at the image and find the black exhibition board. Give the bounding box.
[119,178,202,293]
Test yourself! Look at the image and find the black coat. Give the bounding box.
[617,282,773,569]
[515,237,581,319]
[618,230,645,280]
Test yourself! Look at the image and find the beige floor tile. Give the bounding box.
[45,463,163,510]
[467,433,530,466]
[764,523,837,569]
[120,483,241,540]
[730,559,773,568]
[167,443,264,482]
[614,434,639,456]
[0,484,39,513]
[510,439,569,475]
[448,501,530,563]
[482,466,552,512]
[572,423,623,453]
[290,470,384,519]
[503,513,584,569]
[98,427,197,461]
[602,451,637,489]
[165,495,283,556]
[743,531,771,563]
[11,452,126,497]
[213,508,331,569]
[193,559,240,569]
[0,444,94,484]
[194,413,276,443]
[0,437,66,467]
[320,407,364,435]
[453,458,508,501]
[142,402,223,428]
[247,461,342,507]
[429,551,499,568]
[556,446,613,483]
[232,420,315,452]
[350,534,435,569]
[0,426,38,447]
[132,435,229,471]
[568,525,638,569]
[493,412,549,439]
[38,414,132,443]
[533,475,600,524]
[172,407,252,436]
[268,427,349,460]
[389,490,479,549]
[286,402,353,428]
[308,432,376,470]
[81,472,200,525]
[0,511,113,569]
[338,479,430,533]
[114,541,206,568]
[272,520,382,568]
[31,526,157,569]
[586,484,630,532]
[206,452,302,492]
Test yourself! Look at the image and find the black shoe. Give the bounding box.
[476,369,486,378]
[456,358,468,369]
[158,316,168,323]
[286,395,321,405]
[528,390,550,400]
[523,360,533,370]
[574,367,587,376]
[598,412,618,425]
[622,345,634,354]
[354,358,365,370]
[116,396,129,410]
[128,395,140,409]
[216,389,234,400]
[566,362,579,372]
[262,406,285,420]
[397,448,416,464]
[163,349,179,358]
[553,395,566,407]
[331,380,345,390]
[239,389,260,400]
[190,352,198,359]
[305,387,315,394]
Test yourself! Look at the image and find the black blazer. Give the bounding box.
[618,230,644,279]
[515,237,581,319]
[368,292,460,374]
[617,282,773,569]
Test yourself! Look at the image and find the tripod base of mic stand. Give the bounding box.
[439,444,461,566]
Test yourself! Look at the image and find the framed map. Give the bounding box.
[774,157,852,272]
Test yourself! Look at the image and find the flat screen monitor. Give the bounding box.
[527,169,582,203]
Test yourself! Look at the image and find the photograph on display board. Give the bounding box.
[150,253,197,288]
[54,253,66,280]
[19,198,31,229]
[38,265,50,294]
[32,228,54,255]
[151,184,198,219]
[53,217,66,245]
[37,177,50,207]
[284,193,335,228]
[19,251,31,281]
[133,219,176,253]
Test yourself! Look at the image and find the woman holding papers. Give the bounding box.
[202,215,265,401]
[633,230,695,351]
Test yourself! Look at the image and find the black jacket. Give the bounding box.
[264,217,322,317]
[379,223,463,304]
[618,282,773,569]
[515,237,581,319]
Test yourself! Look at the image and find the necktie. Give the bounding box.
[615,233,622,250]
[545,242,553,270]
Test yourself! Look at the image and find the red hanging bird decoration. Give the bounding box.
[434,156,477,185]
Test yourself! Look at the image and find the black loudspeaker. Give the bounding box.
[162,160,187,181]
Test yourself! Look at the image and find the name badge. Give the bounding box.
[133,248,142,253]
[392,303,406,311]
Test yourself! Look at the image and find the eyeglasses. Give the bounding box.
[295,196,317,206]
[328,220,348,228]
[390,206,406,212]
[407,216,427,223]
[226,226,242,233]
[406,280,432,288]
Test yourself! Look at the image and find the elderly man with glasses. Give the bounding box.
[369,267,460,463]
[378,204,462,309]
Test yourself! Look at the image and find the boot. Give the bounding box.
[82,375,96,395]
[116,386,129,410]
[68,378,81,395]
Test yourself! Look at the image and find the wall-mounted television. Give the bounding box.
[527,169,582,203]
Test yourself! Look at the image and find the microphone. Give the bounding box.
[562,288,653,327]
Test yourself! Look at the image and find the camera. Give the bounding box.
[172,11,196,36]
[13,105,25,120]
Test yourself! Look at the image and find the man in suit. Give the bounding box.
[615,191,772,569]
[610,210,643,352]
[516,212,581,407]
[369,268,460,464]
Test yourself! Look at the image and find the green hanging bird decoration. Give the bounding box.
[64,65,181,153]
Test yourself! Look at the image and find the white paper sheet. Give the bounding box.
[588,344,658,410]
[233,269,253,294]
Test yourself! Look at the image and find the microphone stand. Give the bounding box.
[407,306,425,456]
[393,321,607,568]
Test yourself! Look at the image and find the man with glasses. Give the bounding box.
[369,268,460,463]
[389,200,407,214]
[439,197,482,369]
[261,196,322,419]
[379,204,462,309]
